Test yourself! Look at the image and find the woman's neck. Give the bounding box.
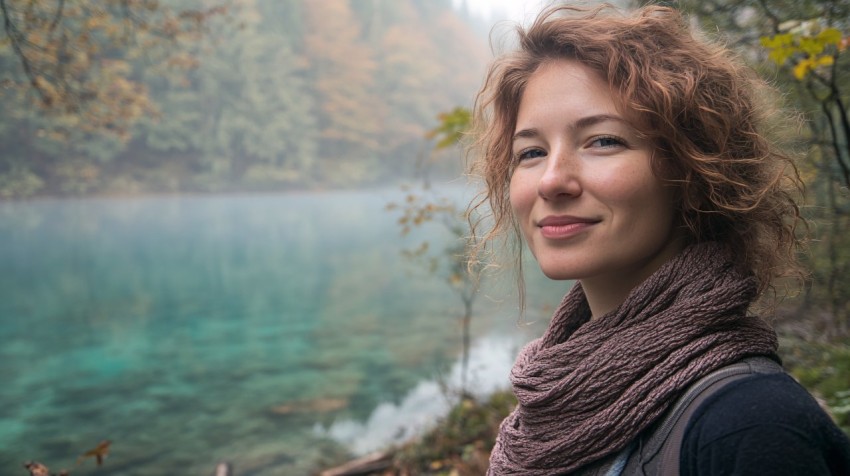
[581,280,632,319]
[581,237,687,319]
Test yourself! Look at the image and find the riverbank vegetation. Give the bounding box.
[318,332,850,476]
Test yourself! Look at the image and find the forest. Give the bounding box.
[0,0,490,197]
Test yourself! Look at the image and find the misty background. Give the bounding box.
[1,0,511,197]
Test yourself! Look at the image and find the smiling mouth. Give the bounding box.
[537,216,599,239]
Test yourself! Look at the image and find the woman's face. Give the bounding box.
[510,60,683,295]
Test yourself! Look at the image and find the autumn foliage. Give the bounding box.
[0,0,489,197]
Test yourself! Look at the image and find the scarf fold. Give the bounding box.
[488,242,778,475]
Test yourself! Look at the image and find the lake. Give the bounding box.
[0,188,566,475]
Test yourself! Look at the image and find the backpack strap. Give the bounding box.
[622,356,784,475]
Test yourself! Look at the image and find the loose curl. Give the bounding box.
[468,4,805,307]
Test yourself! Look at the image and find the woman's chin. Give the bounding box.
[538,266,578,281]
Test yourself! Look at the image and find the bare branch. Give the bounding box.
[1,0,52,106]
[47,0,64,34]
[755,0,782,33]
[813,86,850,188]
[831,94,850,188]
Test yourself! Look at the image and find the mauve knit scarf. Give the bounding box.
[488,242,778,475]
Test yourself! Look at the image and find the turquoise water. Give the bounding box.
[0,189,564,475]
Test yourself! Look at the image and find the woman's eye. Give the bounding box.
[590,136,624,148]
[516,148,547,161]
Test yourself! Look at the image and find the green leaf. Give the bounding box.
[760,33,796,65]
[818,28,843,46]
[760,33,793,49]
[799,37,825,57]
[427,106,472,150]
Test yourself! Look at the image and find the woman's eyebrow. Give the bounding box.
[512,114,629,142]
[512,128,539,141]
[572,114,628,130]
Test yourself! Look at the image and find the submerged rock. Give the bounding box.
[270,398,349,415]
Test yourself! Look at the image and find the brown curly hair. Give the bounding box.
[469,4,805,303]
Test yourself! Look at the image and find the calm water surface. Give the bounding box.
[0,189,563,475]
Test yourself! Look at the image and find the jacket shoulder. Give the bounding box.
[681,373,850,476]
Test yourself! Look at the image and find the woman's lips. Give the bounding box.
[537,216,599,239]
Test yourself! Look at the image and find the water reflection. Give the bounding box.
[0,190,564,475]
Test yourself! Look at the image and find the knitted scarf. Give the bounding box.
[488,242,778,475]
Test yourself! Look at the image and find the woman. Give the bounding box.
[469,5,850,475]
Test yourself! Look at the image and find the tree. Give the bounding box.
[0,0,226,138]
[671,0,850,333]
[140,0,317,189]
[388,106,481,396]
[0,0,490,196]
[760,18,849,189]
[303,0,380,182]
[759,20,850,332]
[0,0,226,196]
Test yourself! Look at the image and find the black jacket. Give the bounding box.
[681,372,850,475]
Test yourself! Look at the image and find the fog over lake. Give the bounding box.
[0,188,564,475]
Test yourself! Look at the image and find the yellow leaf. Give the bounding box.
[760,34,795,65]
[760,33,793,49]
[817,28,842,46]
[799,37,823,56]
[815,55,835,67]
[793,59,812,80]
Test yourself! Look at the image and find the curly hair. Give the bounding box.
[469,4,805,304]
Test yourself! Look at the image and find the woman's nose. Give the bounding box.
[538,149,581,200]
